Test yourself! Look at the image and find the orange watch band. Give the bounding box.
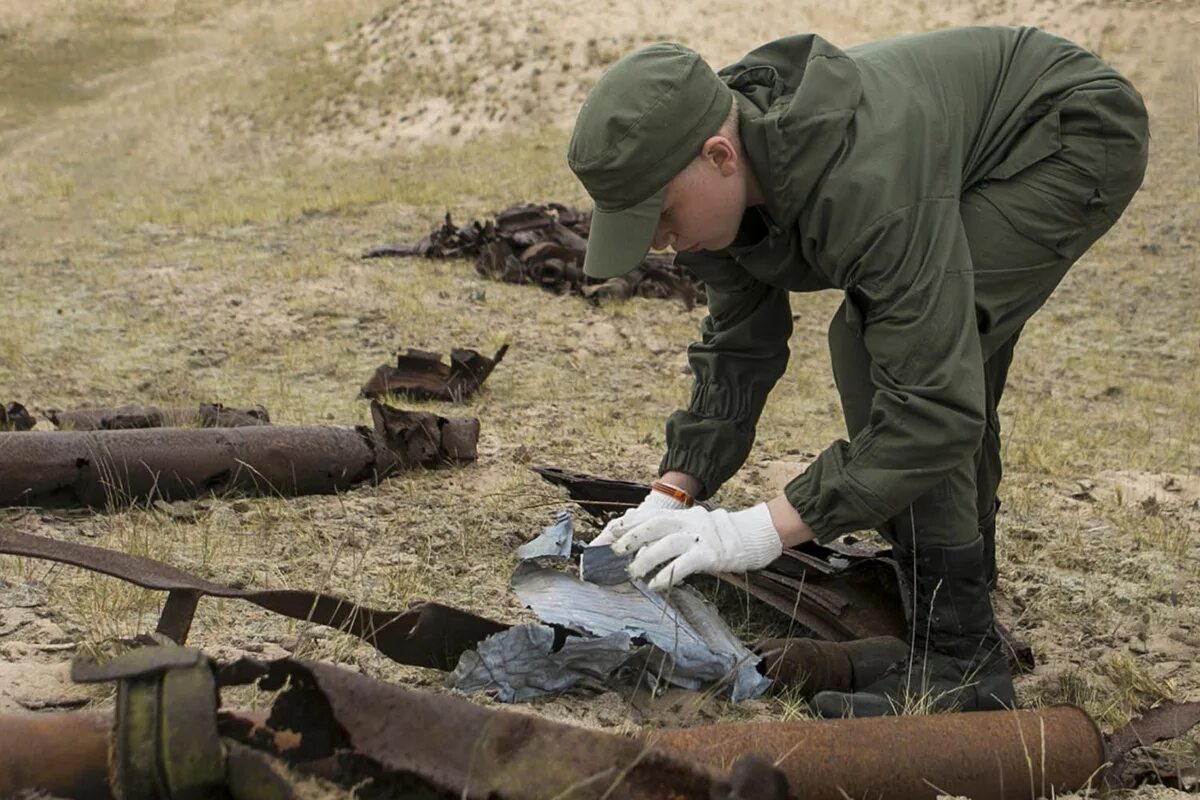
[651,481,694,507]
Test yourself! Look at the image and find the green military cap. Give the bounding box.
[568,43,733,278]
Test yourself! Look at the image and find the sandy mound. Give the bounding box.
[291,0,1200,153]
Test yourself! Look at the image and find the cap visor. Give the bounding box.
[582,187,665,279]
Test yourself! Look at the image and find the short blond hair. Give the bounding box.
[680,99,741,179]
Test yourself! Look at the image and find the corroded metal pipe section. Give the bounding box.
[0,402,479,508]
[0,712,113,799]
[653,705,1106,800]
[0,425,380,507]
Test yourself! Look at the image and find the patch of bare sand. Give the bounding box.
[1091,470,1200,509]
[291,0,1199,156]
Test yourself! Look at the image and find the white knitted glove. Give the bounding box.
[589,489,688,548]
[610,504,783,591]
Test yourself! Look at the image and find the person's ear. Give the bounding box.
[701,136,738,177]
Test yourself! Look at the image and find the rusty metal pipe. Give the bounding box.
[0,425,379,508]
[0,402,478,509]
[0,712,113,799]
[653,705,1106,800]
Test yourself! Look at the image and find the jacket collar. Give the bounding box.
[720,34,863,229]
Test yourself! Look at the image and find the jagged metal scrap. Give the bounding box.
[459,513,769,704]
[363,204,707,308]
[532,465,654,522]
[1104,700,1200,791]
[0,527,506,670]
[1,402,36,431]
[0,400,478,509]
[450,624,633,703]
[511,562,770,702]
[360,345,508,403]
[516,511,574,560]
[48,403,270,430]
[227,655,770,799]
[579,543,635,585]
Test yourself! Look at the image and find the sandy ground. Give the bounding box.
[1,0,1198,796]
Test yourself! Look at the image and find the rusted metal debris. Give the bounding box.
[9,644,1183,799]
[0,527,505,670]
[752,636,910,696]
[654,706,1107,800]
[533,464,659,521]
[363,203,708,308]
[0,712,111,799]
[361,344,508,402]
[0,400,478,509]
[47,402,270,430]
[1,401,36,431]
[1104,700,1200,791]
[534,465,1036,670]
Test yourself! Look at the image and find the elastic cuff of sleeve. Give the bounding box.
[783,474,840,544]
[659,448,720,500]
[730,503,784,569]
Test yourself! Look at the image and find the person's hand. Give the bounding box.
[590,483,692,548]
[607,504,783,591]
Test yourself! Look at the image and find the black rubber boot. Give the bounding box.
[810,536,1014,718]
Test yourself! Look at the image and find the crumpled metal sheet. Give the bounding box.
[511,562,770,702]
[0,400,478,509]
[0,527,506,670]
[450,623,633,702]
[363,204,707,308]
[48,403,270,430]
[515,511,574,560]
[360,345,508,403]
[1,402,36,431]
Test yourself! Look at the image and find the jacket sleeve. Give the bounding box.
[660,255,793,500]
[784,198,986,541]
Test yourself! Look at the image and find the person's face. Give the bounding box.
[651,135,747,254]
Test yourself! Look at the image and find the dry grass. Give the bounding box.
[1,0,1198,795]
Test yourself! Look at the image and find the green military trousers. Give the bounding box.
[827,78,1149,565]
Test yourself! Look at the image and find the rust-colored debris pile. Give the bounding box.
[3,642,1199,799]
[363,203,708,307]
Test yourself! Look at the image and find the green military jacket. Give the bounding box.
[662,27,1130,541]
